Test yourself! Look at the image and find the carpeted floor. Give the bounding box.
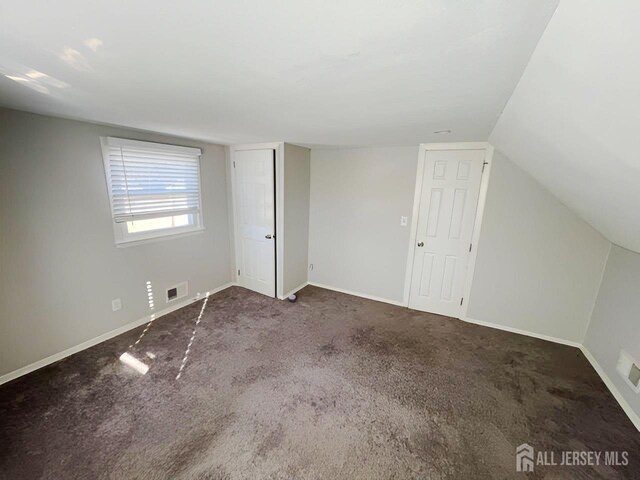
[1,285,638,479]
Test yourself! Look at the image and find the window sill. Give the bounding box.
[115,226,206,248]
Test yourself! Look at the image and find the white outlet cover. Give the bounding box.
[112,298,122,311]
[400,216,408,227]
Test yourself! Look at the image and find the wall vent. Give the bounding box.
[167,281,188,303]
[616,350,640,393]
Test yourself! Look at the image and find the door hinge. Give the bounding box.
[460,297,464,306]
[469,243,472,252]
[233,161,236,168]
[237,269,240,276]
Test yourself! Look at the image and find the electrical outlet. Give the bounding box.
[112,298,122,312]
[400,216,408,227]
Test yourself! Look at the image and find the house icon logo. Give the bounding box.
[516,443,534,472]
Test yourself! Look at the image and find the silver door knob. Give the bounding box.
[265,234,272,239]
[417,242,424,247]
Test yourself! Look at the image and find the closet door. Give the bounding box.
[233,148,276,297]
[408,148,485,317]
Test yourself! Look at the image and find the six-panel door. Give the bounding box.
[408,149,485,317]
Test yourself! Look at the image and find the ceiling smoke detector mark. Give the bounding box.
[616,350,640,393]
[167,281,188,302]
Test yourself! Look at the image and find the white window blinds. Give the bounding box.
[101,137,202,223]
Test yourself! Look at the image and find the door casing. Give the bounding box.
[402,142,494,319]
[230,142,285,299]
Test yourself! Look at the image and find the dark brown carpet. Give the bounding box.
[1,285,638,479]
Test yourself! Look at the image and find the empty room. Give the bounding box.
[1,0,639,478]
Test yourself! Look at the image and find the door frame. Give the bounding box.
[402,142,494,318]
[229,142,285,299]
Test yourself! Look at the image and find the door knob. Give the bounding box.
[265,234,272,239]
[417,242,424,247]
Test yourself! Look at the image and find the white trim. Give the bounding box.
[463,314,640,431]
[230,142,283,152]
[0,282,235,386]
[104,137,202,156]
[229,147,240,284]
[4,278,638,432]
[308,282,405,307]
[100,136,205,245]
[461,144,494,318]
[229,143,284,298]
[280,281,309,300]
[225,147,238,283]
[402,148,427,306]
[402,142,494,313]
[276,143,285,299]
[580,346,640,431]
[304,277,633,438]
[462,315,582,348]
[115,225,205,248]
[420,141,489,151]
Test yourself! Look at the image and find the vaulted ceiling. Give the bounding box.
[2,0,637,252]
[490,0,640,253]
[0,0,557,145]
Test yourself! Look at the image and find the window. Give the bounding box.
[101,137,204,245]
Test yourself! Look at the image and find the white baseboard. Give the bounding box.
[579,346,640,431]
[461,316,582,348]
[463,315,639,432]
[307,282,406,307]
[3,280,638,433]
[280,282,309,300]
[0,282,235,386]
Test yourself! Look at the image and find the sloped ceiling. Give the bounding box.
[0,0,558,146]
[490,0,640,253]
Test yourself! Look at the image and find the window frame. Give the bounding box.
[100,137,205,246]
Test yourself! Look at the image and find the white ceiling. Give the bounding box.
[0,0,558,146]
[490,0,640,253]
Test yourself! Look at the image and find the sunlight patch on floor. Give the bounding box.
[176,294,210,380]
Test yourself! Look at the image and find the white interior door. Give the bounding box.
[408,148,485,317]
[234,149,276,297]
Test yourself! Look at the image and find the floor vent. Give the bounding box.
[616,350,640,393]
[167,282,188,302]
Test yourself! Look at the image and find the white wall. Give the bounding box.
[0,108,232,377]
[490,0,640,253]
[467,151,610,343]
[308,147,418,303]
[307,145,610,341]
[584,245,640,419]
[282,144,310,295]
